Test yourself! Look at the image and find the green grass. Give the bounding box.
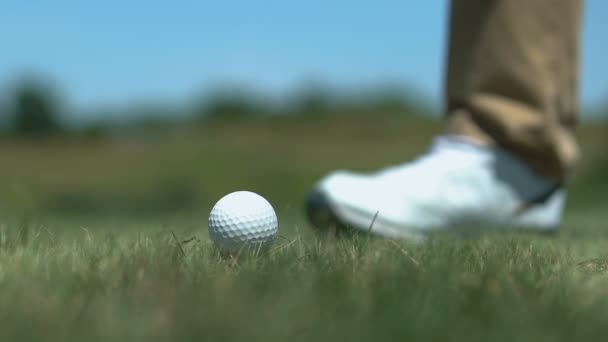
[0,117,607,341]
[2,219,608,341]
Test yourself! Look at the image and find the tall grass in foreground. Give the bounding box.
[0,220,607,341]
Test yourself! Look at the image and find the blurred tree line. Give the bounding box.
[0,76,435,137]
[0,79,64,136]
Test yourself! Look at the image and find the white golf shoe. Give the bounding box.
[306,135,565,241]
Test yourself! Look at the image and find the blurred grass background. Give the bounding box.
[0,79,442,222]
[0,114,605,223]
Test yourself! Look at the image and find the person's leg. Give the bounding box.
[305,0,584,240]
[445,0,584,181]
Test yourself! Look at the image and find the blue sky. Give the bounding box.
[1,1,607,118]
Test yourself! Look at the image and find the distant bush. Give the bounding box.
[284,82,429,119]
[197,89,274,120]
[0,98,8,134]
[11,79,64,136]
[288,86,333,118]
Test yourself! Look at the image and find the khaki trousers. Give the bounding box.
[445,0,584,181]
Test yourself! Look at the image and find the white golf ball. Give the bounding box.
[208,191,278,252]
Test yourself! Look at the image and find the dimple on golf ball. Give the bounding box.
[208,191,278,251]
